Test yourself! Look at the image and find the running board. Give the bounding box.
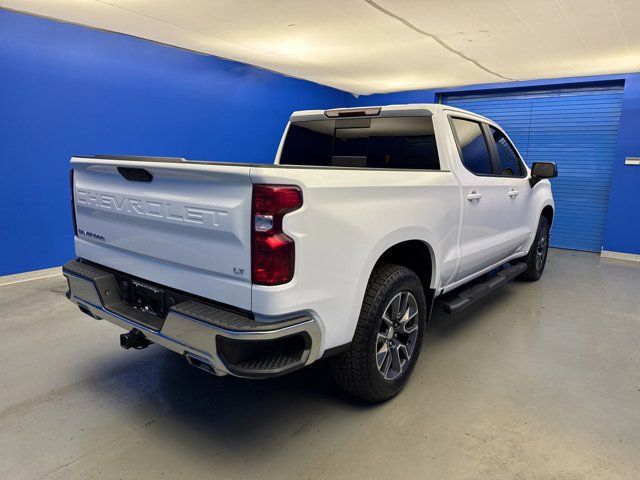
[441,262,527,314]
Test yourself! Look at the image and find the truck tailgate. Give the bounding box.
[71,157,253,310]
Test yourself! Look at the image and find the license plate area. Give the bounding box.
[129,280,166,317]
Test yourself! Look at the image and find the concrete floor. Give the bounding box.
[1,249,639,479]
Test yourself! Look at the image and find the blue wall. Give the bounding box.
[0,9,346,275]
[2,8,638,276]
[602,76,640,255]
[352,74,640,256]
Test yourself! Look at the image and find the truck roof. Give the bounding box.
[289,103,493,124]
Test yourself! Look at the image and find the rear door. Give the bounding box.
[71,157,254,309]
[448,116,510,281]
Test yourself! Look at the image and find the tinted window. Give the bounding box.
[280,121,333,167]
[280,117,440,170]
[451,118,493,175]
[490,127,524,176]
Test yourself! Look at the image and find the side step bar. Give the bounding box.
[441,262,527,314]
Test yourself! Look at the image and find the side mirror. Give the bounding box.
[530,162,557,187]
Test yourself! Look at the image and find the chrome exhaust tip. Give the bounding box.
[185,352,220,375]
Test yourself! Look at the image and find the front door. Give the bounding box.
[487,125,535,257]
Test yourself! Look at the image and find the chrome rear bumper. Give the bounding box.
[63,260,322,378]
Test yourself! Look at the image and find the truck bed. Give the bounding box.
[71,153,461,350]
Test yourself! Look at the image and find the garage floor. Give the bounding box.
[1,249,639,479]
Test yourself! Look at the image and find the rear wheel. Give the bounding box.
[518,216,550,281]
[329,264,426,402]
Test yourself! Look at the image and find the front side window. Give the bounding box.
[280,116,440,170]
[450,118,493,175]
[490,126,524,176]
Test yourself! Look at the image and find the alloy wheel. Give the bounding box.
[536,229,549,271]
[376,291,420,380]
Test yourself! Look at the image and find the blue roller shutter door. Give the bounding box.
[442,85,623,252]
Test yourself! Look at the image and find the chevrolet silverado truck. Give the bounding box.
[63,104,556,401]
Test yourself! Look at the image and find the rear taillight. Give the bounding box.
[70,169,78,236]
[252,185,303,286]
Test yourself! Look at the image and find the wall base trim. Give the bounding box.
[0,266,62,287]
[601,250,640,263]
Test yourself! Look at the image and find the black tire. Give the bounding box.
[518,216,550,281]
[329,264,427,402]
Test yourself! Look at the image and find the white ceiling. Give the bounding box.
[3,0,640,95]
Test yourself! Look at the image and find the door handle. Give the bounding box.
[467,191,483,201]
[508,189,520,198]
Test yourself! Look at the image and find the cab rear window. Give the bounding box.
[280,116,440,170]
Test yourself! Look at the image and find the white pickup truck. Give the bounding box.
[63,104,556,401]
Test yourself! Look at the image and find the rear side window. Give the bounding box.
[450,118,493,175]
[280,116,440,170]
[489,126,524,176]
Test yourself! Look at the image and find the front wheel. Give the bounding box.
[329,264,427,402]
[518,216,550,281]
